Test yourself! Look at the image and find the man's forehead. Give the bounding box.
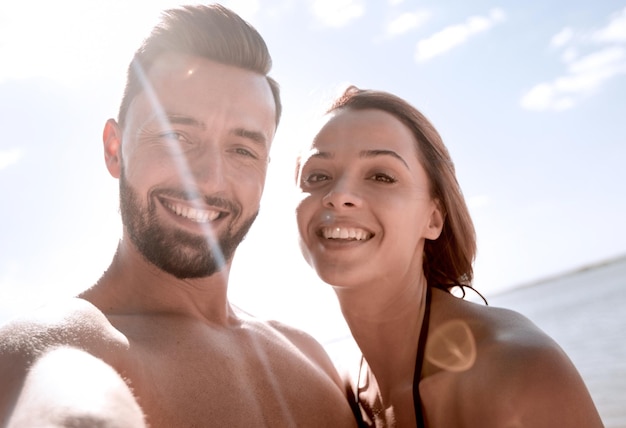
[148,52,205,78]
[124,52,276,140]
[143,53,272,100]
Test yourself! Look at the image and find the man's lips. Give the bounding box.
[161,199,226,223]
[319,226,373,241]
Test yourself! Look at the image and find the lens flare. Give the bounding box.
[425,319,476,372]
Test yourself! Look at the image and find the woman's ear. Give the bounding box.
[425,199,445,240]
[103,119,122,178]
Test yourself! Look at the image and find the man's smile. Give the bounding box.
[161,198,226,223]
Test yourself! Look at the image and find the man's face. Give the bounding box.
[116,53,276,279]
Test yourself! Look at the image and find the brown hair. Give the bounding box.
[328,86,476,289]
[117,4,281,129]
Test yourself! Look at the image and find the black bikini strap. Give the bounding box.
[413,285,431,428]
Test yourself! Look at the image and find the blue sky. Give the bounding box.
[1,0,625,343]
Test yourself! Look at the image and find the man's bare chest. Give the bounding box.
[107,319,352,427]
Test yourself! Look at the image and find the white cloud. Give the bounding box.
[567,46,625,75]
[550,27,574,48]
[415,8,506,62]
[0,149,22,171]
[311,0,365,28]
[386,11,430,37]
[521,6,626,113]
[388,0,405,5]
[593,6,626,43]
[521,47,626,111]
[561,47,578,63]
[520,84,575,111]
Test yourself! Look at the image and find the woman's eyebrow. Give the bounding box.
[308,150,333,160]
[361,149,409,169]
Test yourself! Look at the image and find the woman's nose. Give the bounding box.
[322,179,362,209]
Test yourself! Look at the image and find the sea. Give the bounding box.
[486,255,626,428]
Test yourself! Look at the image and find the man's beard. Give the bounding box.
[119,169,257,279]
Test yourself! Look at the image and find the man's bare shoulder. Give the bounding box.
[233,306,323,348]
[0,297,128,359]
[235,309,343,385]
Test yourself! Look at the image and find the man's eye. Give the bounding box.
[234,147,258,159]
[160,131,190,144]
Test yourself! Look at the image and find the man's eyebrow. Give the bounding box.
[361,149,409,169]
[160,114,268,146]
[165,114,206,129]
[232,128,268,146]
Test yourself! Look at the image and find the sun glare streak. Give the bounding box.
[131,60,228,278]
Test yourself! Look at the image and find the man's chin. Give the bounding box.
[144,243,226,280]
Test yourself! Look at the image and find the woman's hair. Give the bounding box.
[328,86,476,289]
[117,4,281,129]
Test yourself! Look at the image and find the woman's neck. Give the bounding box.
[335,274,429,398]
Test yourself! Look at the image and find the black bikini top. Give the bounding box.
[354,286,432,428]
[412,285,432,428]
[413,284,487,427]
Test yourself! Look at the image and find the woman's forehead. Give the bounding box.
[312,108,417,153]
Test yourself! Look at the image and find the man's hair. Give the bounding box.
[328,86,476,289]
[117,4,281,129]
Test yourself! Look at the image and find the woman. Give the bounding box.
[295,86,603,427]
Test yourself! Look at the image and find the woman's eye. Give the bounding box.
[303,172,330,184]
[371,173,397,183]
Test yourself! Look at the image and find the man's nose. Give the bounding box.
[187,148,225,189]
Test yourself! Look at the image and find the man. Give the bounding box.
[0,5,357,427]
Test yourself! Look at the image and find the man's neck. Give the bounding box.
[79,240,235,325]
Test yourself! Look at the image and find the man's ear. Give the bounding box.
[425,199,445,240]
[103,119,122,178]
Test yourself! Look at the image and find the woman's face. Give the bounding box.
[296,107,443,289]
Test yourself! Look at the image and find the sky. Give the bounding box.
[1,0,625,345]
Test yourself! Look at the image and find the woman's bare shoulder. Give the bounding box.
[426,288,603,427]
[432,287,558,344]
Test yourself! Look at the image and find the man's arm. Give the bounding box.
[7,346,146,428]
[0,299,144,427]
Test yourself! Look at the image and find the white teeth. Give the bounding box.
[321,227,371,241]
[165,202,220,223]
